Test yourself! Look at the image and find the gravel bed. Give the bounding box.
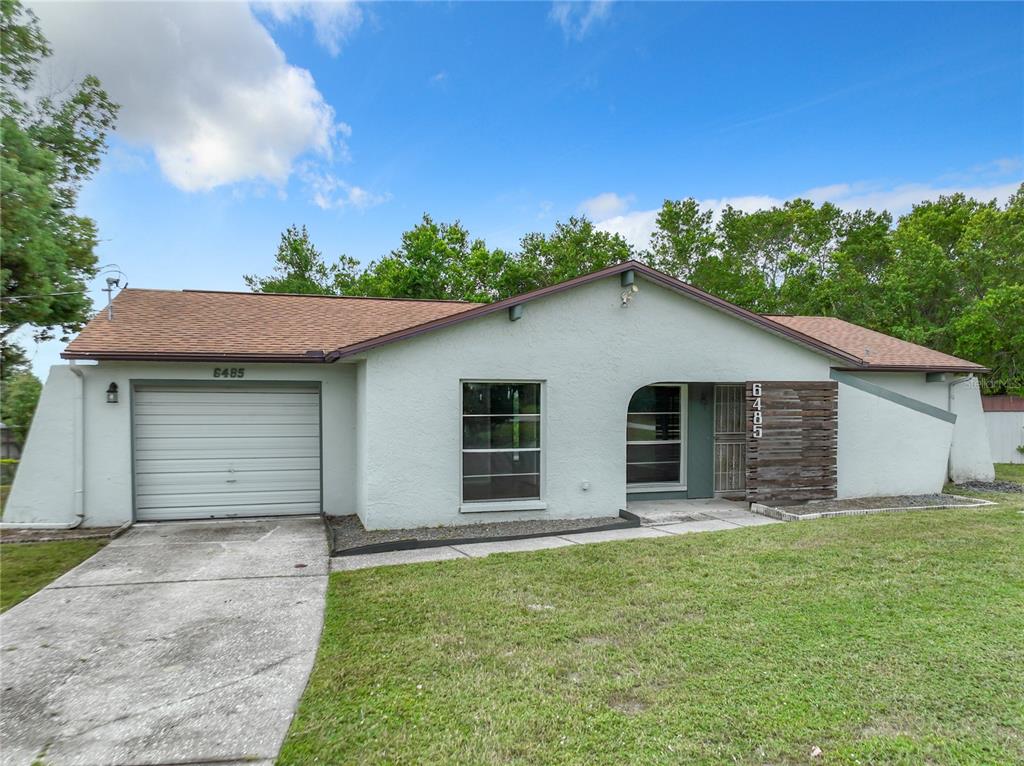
[775,494,985,515]
[0,526,122,544]
[953,480,1023,494]
[330,514,630,554]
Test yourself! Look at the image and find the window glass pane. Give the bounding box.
[626,442,680,484]
[627,462,680,484]
[626,413,680,442]
[627,443,681,464]
[463,474,540,502]
[463,450,540,477]
[463,415,540,449]
[628,385,680,414]
[463,382,540,415]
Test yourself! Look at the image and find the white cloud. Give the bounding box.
[258,1,363,57]
[578,191,633,219]
[301,166,390,210]
[589,169,1022,249]
[549,1,612,40]
[29,2,345,192]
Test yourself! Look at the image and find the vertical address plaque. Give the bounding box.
[745,381,838,503]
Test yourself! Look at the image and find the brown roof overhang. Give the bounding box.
[61,350,328,363]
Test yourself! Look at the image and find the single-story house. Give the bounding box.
[4,261,995,530]
[982,395,1024,464]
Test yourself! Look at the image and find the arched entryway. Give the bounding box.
[625,383,747,501]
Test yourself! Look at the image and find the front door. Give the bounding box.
[713,384,746,496]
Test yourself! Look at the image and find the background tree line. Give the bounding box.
[1,0,117,444]
[247,189,1024,395]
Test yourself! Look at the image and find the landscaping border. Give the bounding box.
[331,516,639,557]
[750,494,995,522]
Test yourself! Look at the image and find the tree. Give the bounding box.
[0,367,41,447]
[952,285,1024,395]
[357,214,500,301]
[0,0,118,378]
[244,225,361,295]
[516,216,635,292]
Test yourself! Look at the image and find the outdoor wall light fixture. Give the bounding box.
[106,382,119,404]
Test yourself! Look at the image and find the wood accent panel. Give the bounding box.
[745,381,837,503]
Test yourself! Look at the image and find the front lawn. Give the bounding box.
[995,462,1024,484]
[281,491,1023,766]
[0,539,107,612]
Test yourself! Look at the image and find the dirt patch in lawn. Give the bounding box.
[776,494,987,515]
[0,526,122,544]
[752,493,992,522]
[953,479,1023,494]
[329,514,632,556]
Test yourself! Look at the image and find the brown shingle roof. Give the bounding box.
[62,289,480,361]
[765,315,986,372]
[62,263,987,374]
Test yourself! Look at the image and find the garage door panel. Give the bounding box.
[133,384,322,521]
[134,422,319,439]
[136,469,320,493]
[138,501,322,522]
[136,489,321,509]
[134,456,320,474]
[133,412,320,427]
[134,436,320,456]
[134,389,319,405]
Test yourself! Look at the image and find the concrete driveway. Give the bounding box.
[0,517,328,766]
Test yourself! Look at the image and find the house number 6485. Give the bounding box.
[751,383,763,439]
[213,367,245,378]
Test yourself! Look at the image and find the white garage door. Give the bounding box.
[133,384,321,521]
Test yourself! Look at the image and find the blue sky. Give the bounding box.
[20,1,1024,374]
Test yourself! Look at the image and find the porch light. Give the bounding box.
[106,382,119,404]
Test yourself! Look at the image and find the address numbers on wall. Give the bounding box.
[750,382,763,438]
[213,367,245,378]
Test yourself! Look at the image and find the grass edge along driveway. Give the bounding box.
[0,539,108,613]
[281,485,1023,765]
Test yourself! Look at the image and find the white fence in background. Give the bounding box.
[985,412,1024,464]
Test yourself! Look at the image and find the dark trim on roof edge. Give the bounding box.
[326,260,867,365]
[832,365,989,374]
[61,351,329,363]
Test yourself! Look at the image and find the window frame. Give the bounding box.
[460,379,545,510]
[626,383,688,491]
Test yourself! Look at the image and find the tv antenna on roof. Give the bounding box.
[98,265,127,320]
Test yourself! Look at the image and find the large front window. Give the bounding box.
[462,382,541,502]
[627,385,686,485]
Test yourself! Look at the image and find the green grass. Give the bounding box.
[281,491,1024,766]
[995,462,1024,484]
[0,539,107,612]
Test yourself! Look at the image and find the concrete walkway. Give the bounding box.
[333,501,778,572]
[0,517,328,766]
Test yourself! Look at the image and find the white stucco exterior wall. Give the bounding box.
[948,377,995,481]
[836,378,954,498]
[5,361,358,527]
[3,365,79,524]
[356,275,838,529]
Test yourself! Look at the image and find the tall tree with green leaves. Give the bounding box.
[356,214,501,301]
[0,0,118,378]
[244,225,361,295]
[0,367,40,447]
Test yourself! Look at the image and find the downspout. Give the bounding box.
[1,365,87,529]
